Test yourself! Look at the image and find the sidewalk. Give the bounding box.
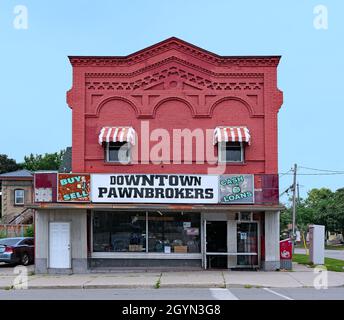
[1,264,344,290]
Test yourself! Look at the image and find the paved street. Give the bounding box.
[295,248,344,260]
[0,287,343,300]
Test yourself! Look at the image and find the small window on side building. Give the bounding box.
[14,189,25,205]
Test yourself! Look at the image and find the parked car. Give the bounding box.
[0,237,34,266]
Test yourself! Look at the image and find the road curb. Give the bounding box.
[83,284,156,289]
[1,283,344,290]
[159,283,226,289]
[27,285,84,290]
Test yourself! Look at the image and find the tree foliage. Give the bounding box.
[0,150,66,173]
[0,154,22,174]
[281,187,344,236]
[21,150,65,171]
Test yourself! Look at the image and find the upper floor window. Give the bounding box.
[214,126,251,164]
[218,142,244,163]
[106,142,131,163]
[14,189,25,205]
[98,126,136,165]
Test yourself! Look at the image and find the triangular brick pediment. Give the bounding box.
[70,37,281,68]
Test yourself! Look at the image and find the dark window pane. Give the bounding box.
[20,239,33,246]
[225,142,242,162]
[148,212,201,253]
[237,223,258,266]
[93,211,146,252]
[15,189,25,204]
[108,142,130,162]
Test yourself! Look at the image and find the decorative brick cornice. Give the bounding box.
[85,56,264,79]
[69,37,281,67]
[85,65,264,91]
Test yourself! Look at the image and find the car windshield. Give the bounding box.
[0,239,20,246]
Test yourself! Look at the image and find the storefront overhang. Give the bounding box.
[213,126,251,145]
[98,126,136,145]
[27,202,284,212]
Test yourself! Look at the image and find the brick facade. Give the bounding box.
[1,180,33,223]
[67,37,283,175]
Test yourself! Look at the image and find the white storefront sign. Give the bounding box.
[91,174,218,204]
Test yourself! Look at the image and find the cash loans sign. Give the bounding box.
[219,174,254,204]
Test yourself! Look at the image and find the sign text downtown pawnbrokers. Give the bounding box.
[91,174,219,204]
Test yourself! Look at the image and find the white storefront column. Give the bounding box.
[263,211,280,271]
[35,210,49,274]
[227,220,237,268]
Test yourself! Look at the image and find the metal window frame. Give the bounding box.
[203,216,260,269]
[235,220,260,268]
[105,142,132,164]
[218,142,244,163]
[237,212,254,222]
[90,210,202,258]
[14,189,25,205]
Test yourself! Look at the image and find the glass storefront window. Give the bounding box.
[92,211,201,254]
[237,222,258,266]
[93,211,146,252]
[148,212,200,253]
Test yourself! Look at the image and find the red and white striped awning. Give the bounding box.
[213,126,251,145]
[98,127,136,145]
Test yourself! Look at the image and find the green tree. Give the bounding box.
[280,209,291,233]
[21,150,65,171]
[24,225,34,237]
[295,201,316,232]
[282,187,342,238]
[0,154,22,174]
[280,197,315,235]
[329,188,344,236]
[305,188,336,233]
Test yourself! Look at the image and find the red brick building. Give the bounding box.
[32,38,284,273]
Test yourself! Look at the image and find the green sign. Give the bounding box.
[219,174,254,204]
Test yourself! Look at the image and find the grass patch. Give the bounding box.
[325,245,344,250]
[154,273,162,289]
[244,284,252,289]
[295,244,344,251]
[293,253,344,272]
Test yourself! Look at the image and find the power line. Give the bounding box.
[278,165,344,176]
[278,169,293,177]
[298,166,344,173]
[279,172,344,176]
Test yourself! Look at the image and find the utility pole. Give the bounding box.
[291,164,297,250]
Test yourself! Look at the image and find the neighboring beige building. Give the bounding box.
[0,170,34,224]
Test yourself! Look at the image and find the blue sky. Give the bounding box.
[0,0,343,200]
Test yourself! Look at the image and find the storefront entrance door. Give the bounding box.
[237,222,258,266]
[206,221,227,268]
[49,222,71,268]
